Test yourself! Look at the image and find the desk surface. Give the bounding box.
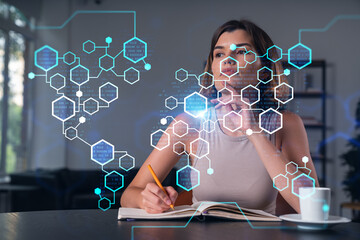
[0,210,359,240]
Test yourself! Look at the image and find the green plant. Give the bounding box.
[340,99,360,201]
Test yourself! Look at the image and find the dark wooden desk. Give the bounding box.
[0,210,359,240]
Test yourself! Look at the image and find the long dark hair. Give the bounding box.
[201,19,287,110]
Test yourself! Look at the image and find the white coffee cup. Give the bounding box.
[299,187,331,221]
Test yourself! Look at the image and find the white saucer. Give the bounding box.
[280,214,351,230]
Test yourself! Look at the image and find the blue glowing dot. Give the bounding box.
[94,188,101,195]
[28,72,35,79]
[105,37,112,44]
[230,44,237,51]
[322,204,329,212]
[144,63,151,71]
[207,168,214,175]
[284,69,290,76]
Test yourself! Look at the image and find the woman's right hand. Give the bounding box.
[140,183,178,213]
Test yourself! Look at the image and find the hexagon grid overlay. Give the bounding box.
[176,165,200,191]
[123,37,147,63]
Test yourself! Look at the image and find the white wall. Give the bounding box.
[28,0,360,216]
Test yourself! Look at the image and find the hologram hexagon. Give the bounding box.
[257,66,273,84]
[91,139,114,165]
[245,50,257,64]
[291,173,315,198]
[50,73,66,90]
[99,82,118,103]
[173,141,186,155]
[203,120,216,133]
[98,197,111,211]
[223,111,242,132]
[274,82,294,104]
[150,129,170,151]
[119,154,135,171]
[288,43,312,69]
[105,171,124,192]
[123,37,147,63]
[63,51,76,65]
[83,40,95,54]
[198,72,214,89]
[184,92,207,118]
[124,67,140,85]
[52,96,75,122]
[190,138,209,158]
[173,120,189,138]
[267,45,282,62]
[70,65,89,86]
[273,174,289,191]
[83,98,99,115]
[220,56,239,78]
[65,127,77,140]
[176,165,200,191]
[241,85,260,106]
[175,68,188,82]
[286,162,298,175]
[99,54,115,71]
[35,45,58,71]
[218,88,233,105]
[165,96,178,110]
[259,108,283,134]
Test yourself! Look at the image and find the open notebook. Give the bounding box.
[118,201,280,221]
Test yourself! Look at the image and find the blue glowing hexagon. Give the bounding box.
[123,37,147,63]
[175,68,188,82]
[70,65,89,86]
[83,40,95,54]
[176,165,200,191]
[292,173,315,198]
[245,50,257,64]
[50,73,66,90]
[198,72,214,89]
[91,139,114,165]
[184,92,207,118]
[257,66,273,84]
[259,108,283,134]
[124,67,140,85]
[99,54,115,71]
[99,82,118,103]
[63,51,76,65]
[98,197,111,211]
[83,98,99,115]
[35,45,58,71]
[105,170,124,192]
[52,96,75,122]
[267,45,282,62]
[241,85,260,106]
[273,174,289,191]
[119,154,135,171]
[288,43,312,69]
[65,127,77,140]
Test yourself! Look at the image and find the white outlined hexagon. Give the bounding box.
[273,174,289,191]
[175,68,188,82]
[99,82,118,104]
[274,82,294,104]
[286,162,298,175]
[203,120,216,133]
[257,66,273,84]
[65,127,77,140]
[198,72,214,89]
[173,120,189,138]
[52,96,76,122]
[220,56,239,78]
[218,88,233,105]
[173,141,186,155]
[91,139,114,166]
[266,45,282,62]
[244,50,257,64]
[223,111,242,132]
[70,65,89,86]
[259,108,283,134]
[176,165,200,191]
[184,92,208,118]
[50,73,66,90]
[119,154,135,171]
[165,96,178,110]
[241,85,260,106]
[291,173,315,199]
[124,67,140,85]
[83,98,99,115]
[150,129,170,151]
[190,138,209,159]
[104,170,124,192]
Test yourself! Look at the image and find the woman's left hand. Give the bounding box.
[210,84,260,133]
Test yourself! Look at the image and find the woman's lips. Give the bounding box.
[221,68,238,75]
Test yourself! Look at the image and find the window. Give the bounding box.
[0,2,33,175]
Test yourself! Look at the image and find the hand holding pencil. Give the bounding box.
[140,164,178,213]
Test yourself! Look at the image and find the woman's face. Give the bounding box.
[211,29,262,93]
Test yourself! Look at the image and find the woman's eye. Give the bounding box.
[237,50,246,54]
[215,53,224,58]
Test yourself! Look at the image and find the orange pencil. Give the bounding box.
[147,164,175,210]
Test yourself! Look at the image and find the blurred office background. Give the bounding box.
[0,0,359,220]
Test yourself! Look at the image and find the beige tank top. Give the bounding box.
[191,107,278,214]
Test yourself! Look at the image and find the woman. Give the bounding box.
[120,19,319,215]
